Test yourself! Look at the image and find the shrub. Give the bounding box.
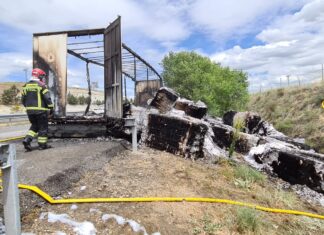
[1,85,20,105]
[310,85,324,107]
[94,100,104,105]
[78,95,86,105]
[236,208,261,233]
[67,93,78,105]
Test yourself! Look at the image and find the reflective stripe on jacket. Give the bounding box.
[21,81,53,111]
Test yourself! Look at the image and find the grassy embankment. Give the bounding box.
[248,83,324,153]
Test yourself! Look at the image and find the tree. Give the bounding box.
[1,85,20,105]
[162,51,249,116]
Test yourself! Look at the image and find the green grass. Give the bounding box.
[233,165,266,189]
[276,119,294,133]
[229,117,245,158]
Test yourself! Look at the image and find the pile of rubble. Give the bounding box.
[133,87,324,194]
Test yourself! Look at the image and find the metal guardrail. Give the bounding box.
[0,144,21,234]
[0,112,85,123]
[0,114,28,124]
[0,114,27,119]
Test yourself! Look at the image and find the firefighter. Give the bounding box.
[21,68,54,151]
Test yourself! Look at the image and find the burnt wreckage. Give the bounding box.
[34,17,324,195]
[142,88,324,195]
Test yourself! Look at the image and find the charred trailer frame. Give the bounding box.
[32,17,163,137]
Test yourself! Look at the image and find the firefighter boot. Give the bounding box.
[38,143,52,150]
[22,137,32,152]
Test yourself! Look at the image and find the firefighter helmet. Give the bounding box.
[31,68,46,80]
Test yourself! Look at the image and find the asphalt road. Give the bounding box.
[1,137,128,217]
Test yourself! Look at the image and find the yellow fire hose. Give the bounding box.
[0,135,25,143]
[0,182,322,220]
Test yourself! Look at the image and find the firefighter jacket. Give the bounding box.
[21,81,54,114]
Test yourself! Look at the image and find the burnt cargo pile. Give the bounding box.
[137,87,324,194]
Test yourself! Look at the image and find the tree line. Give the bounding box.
[0,86,104,106]
[67,93,104,106]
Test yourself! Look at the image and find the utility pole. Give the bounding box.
[287,75,290,86]
[297,76,301,86]
[124,76,127,101]
[280,77,282,87]
[322,64,323,82]
[23,68,28,82]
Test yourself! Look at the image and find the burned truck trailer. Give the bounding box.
[33,17,162,137]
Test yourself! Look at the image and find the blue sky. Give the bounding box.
[0,0,324,93]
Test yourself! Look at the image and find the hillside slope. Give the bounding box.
[248,83,324,153]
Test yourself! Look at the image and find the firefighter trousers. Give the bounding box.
[24,112,49,146]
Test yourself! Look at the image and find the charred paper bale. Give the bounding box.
[270,136,311,151]
[149,87,179,113]
[174,98,192,111]
[246,142,324,193]
[175,99,208,119]
[222,111,311,150]
[146,113,208,159]
[222,110,237,127]
[223,111,261,133]
[185,101,207,119]
[206,118,259,154]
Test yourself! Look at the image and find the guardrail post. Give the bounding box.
[0,144,21,235]
[124,118,137,151]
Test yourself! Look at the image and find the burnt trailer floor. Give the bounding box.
[48,115,133,139]
[49,116,108,138]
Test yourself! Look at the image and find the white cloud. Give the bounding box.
[0,0,190,46]
[188,0,308,42]
[0,53,32,82]
[211,0,324,92]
